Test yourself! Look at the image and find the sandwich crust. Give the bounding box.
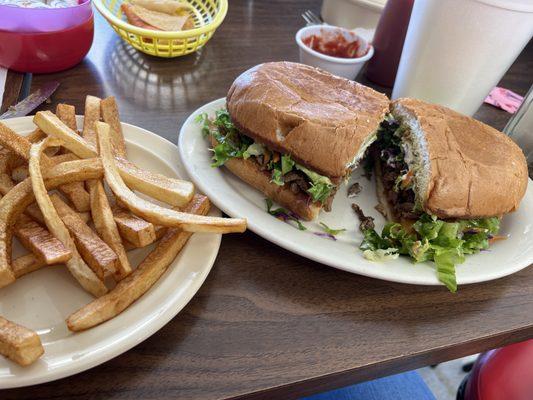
[227,62,389,179]
[210,137,320,220]
[392,98,528,219]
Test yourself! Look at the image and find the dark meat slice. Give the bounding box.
[377,141,420,220]
[290,183,300,194]
[352,203,375,231]
[323,185,339,212]
[347,182,362,198]
[284,171,309,192]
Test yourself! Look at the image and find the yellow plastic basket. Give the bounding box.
[93,0,228,57]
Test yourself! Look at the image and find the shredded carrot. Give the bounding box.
[489,235,508,244]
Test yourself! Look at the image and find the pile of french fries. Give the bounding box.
[0,96,246,366]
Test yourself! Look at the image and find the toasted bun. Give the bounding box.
[227,62,389,179]
[210,137,320,220]
[392,98,528,219]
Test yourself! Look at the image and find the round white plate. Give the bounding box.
[179,98,533,287]
[0,116,221,389]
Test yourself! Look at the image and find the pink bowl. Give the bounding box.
[0,0,94,73]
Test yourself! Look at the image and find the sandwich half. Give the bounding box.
[362,97,528,291]
[201,61,389,220]
[374,98,528,224]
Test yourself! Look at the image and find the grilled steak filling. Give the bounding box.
[373,117,420,220]
[199,109,338,210]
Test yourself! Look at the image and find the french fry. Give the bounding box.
[81,95,101,147]
[0,317,44,366]
[56,104,77,132]
[0,159,103,289]
[14,215,72,265]
[112,205,157,248]
[101,96,127,157]
[11,165,28,182]
[117,159,194,207]
[56,103,92,212]
[28,143,107,297]
[26,129,46,144]
[97,122,246,233]
[0,123,32,161]
[33,111,194,206]
[13,254,48,279]
[50,153,79,165]
[0,174,13,195]
[82,96,132,281]
[56,182,91,212]
[88,180,132,280]
[51,194,117,279]
[24,203,45,224]
[67,194,210,331]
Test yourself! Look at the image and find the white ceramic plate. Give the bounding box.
[0,117,221,389]
[179,98,533,287]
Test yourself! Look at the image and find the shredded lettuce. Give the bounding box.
[363,248,399,261]
[294,164,335,204]
[270,169,284,186]
[319,222,346,236]
[360,214,501,292]
[281,154,295,174]
[199,109,336,204]
[265,198,307,230]
[243,143,265,159]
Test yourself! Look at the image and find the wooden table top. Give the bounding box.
[3,1,533,399]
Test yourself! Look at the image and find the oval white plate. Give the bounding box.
[179,98,533,287]
[0,116,221,389]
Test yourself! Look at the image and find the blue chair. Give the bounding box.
[303,371,435,400]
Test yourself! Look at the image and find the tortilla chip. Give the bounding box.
[130,0,193,15]
[121,3,161,30]
[131,4,192,31]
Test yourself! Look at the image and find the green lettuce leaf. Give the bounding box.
[270,168,284,186]
[243,143,265,159]
[281,154,295,174]
[194,112,211,137]
[295,164,335,204]
[363,248,399,261]
[265,198,307,231]
[357,213,501,292]
[319,222,346,236]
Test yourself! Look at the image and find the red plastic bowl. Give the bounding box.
[0,0,94,73]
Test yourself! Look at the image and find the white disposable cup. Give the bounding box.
[392,0,533,116]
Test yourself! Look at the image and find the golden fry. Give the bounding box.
[14,214,72,265]
[12,254,48,279]
[101,96,127,158]
[0,317,44,366]
[0,159,102,289]
[28,143,107,297]
[82,95,101,146]
[88,180,132,280]
[97,122,246,233]
[34,111,194,206]
[112,205,156,248]
[67,194,210,331]
[51,194,117,279]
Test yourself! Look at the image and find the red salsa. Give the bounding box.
[302,33,365,59]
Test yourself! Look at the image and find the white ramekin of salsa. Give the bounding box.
[295,25,373,80]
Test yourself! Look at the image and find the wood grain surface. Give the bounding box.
[3,1,533,399]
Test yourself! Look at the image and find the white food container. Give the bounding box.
[321,0,386,30]
[295,25,374,80]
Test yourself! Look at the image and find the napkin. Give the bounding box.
[484,87,524,114]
